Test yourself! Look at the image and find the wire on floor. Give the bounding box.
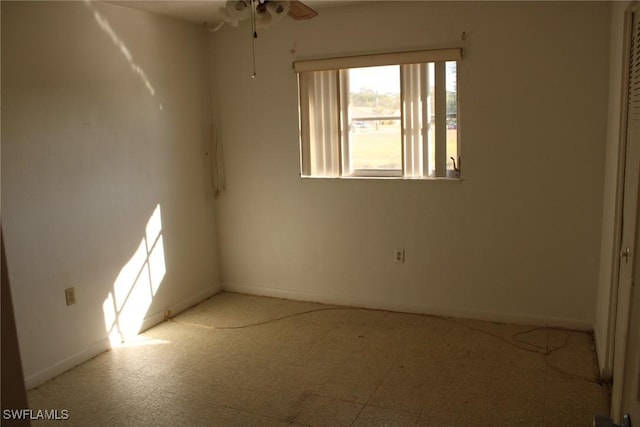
[165,306,606,386]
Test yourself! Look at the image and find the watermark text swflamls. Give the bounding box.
[3,409,70,421]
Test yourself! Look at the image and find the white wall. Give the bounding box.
[595,1,629,379]
[211,1,610,328]
[2,1,220,387]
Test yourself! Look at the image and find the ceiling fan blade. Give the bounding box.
[288,0,318,20]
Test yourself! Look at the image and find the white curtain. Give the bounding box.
[401,64,428,178]
[298,70,340,177]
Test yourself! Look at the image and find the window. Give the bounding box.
[295,48,461,179]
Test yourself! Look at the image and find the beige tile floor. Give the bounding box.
[28,292,610,426]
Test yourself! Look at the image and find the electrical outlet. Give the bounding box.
[394,248,405,263]
[65,287,76,306]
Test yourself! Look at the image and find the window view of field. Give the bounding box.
[348,65,402,171]
[348,62,458,175]
[350,128,458,173]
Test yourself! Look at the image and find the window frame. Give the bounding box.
[340,67,404,178]
[295,48,462,180]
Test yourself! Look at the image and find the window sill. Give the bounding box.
[300,175,463,182]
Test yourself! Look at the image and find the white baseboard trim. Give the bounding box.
[25,338,110,390]
[25,284,221,390]
[139,284,221,333]
[223,283,594,331]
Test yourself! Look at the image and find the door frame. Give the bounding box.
[602,1,634,382]
[610,2,640,421]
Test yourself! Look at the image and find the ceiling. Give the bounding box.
[110,1,355,26]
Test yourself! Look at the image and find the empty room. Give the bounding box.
[2,0,639,425]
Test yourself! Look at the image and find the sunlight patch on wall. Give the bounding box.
[103,204,166,345]
[84,0,156,96]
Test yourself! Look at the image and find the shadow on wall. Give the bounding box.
[103,204,166,344]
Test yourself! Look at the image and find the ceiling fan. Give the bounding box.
[213,0,318,79]
[216,0,318,31]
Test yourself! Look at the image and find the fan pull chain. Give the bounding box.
[250,0,257,79]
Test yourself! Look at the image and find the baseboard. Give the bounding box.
[139,284,221,333]
[25,283,221,390]
[25,338,110,390]
[223,283,594,331]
